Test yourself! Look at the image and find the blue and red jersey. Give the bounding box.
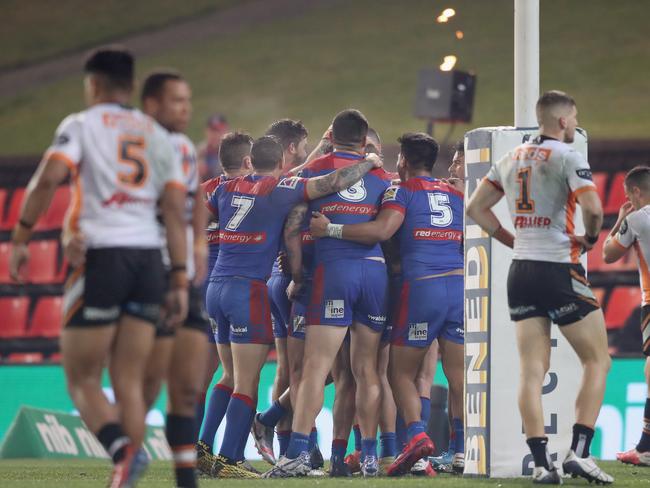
[301,152,392,263]
[381,176,463,280]
[202,175,228,270]
[207,174,308,281]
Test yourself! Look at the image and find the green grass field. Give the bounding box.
[2,0,649,155]
[0,460,644,487]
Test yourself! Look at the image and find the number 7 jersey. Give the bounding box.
[485,137,596,264]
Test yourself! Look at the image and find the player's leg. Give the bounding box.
[439,337,464,472]
[619,355,650,465]
[196,330,220,433]
[378,341,397,472]
[331,339,356,476]
[142,334,173,408]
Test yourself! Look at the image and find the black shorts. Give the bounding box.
[507,259,600,326]
[64,248,165,328]
[156,284,210,338]
[641,305,650,356]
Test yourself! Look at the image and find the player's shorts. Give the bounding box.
[308,258,387,332]
[288,280,312,340]
[64,248,164,328]
[268,274,292,339]
[641,305,650,356]
[392,274,464,347]
[383,274,402,343]
[157,284,211,338]
[507,259,600,326]
[205,276,273,345]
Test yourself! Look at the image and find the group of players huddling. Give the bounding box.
[8,46,650,487]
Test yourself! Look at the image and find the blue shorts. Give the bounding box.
[383,274,402,343]
[268,274,292,339]
[392,274,464,347]
[205,276,273,345]
[308,259,387,332]
[203,247,219,343]
[288,280,312,340]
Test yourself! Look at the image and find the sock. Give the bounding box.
[407,421,425,441]
[235,409,255,461]
[361,438,377,460]
[571,423,595,458]
[396,414,407,451]
[380,432,397,458]
[277,430,291,456]
[332,438,347,459]
[309,427,318,451]
[526,437,551,469]
[195,392,206,438]
[258,400,287,428]
[452,418,464,453]
[353,424,362,452]
[96,423,130,464]
[166,414,197,488]
[448,423,457,453]
[199,383,232,451]
[420,397,431,427]
[218,393,255,460]
[636,398,650,452]
[286,432,310,459]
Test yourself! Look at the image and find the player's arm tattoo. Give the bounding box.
[284,203,307,282]
[308,160,374,199]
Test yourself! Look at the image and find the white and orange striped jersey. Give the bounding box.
[485,137,596,263]
[613,205,650,305]
[46,103,184,249]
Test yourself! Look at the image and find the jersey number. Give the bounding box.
[338,180,366,202]
[118,136,148,187]
[225,195,255,231]
[516,167,535,212]
[428,192,453,227]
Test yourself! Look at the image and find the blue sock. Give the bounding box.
[636,397,650,452]
[361,438,378,460]
[448,423,457,453]
[218,393,254,460]
[353,424,362,452]
[199,383,232,450]
[195,392,206,437]
[308,427,318,450]
[420,397,431,427]
[235,409,255,461]
[332,438,347,459]
[380,432,397,458]
[277,430,291,456]
[286,432,310,459]
[258,400,287,428]
[396,414,407,451]
[407,421,425,441]
[452,418,464,453]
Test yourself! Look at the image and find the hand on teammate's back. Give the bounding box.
[365,152,383,169]
[309,211,331,238]
[286,280,304,301]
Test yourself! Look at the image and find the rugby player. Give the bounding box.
[196,132,254,473]
[603,166,650,467]
[9,47,188,487]
[206,135,382,478]
[310,132,463,477]
[265,109,393,478]
[466,90,613,484]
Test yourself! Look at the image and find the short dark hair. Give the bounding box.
[453,140,464,155]
[141,69,184,102]
[625,166,650,193]
[220,132,253,172]
[84,46,134,91]
[265,119,308,150]
[536,90,576,120]
[398,132,439,171]
[251,136,284,171]
[332,109,368,145]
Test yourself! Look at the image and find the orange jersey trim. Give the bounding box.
[165,181,187,192]
[566,191,580,264]
[483,177,504,192]
[573,185,597,198]
[611,236,630,250]
[46,150,77,171]
[634,241,650,301]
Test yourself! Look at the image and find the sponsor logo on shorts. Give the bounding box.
[324,300,345,319]
[408,322,428,341]
[456,327,465,337]
[514,216,551,229]
[413,229,463,241]
[293,315,306,334]
[319,203,376,216]
[219,230,266,244]
[231,325,248,334]
[367,314,386,324]
[509,305,537,316]
[82,306,120,321]
[209,318,218,335]
[548,302,579,320]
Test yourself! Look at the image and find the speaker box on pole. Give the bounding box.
[414,69,476,123]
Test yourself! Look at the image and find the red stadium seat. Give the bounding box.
[6,352,44,364]
[26,240,58,284]
[1,188,25,230]
[604,172,627,215]
[0,242,10,284]
[0,297,29,338]
[591,172,608,207]
[28,296,63,338]
[35,186,70,231]
[604,287,641,330]
[0,189,7,227]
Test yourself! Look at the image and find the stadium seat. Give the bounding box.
[1,188,25,230]
[0,189,7,227]
[26,240,58,284]
[604,172,627,215]
[5,352,44,364]
[35,186,70,231]
[0,297,29,338]
[28,296,63,338]
[591,172,607,206]
[604,287,641,330]
[0,242,10,284]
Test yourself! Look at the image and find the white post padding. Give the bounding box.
[514,0,539,127]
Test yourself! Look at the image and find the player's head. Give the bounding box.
[266,119,309,168]
[251,136,284,174]
[397,132,439,175]
[536,90,578,143]
[83,46,134,105]
[624,166,650,210]
[219,132,254,175]
[365,127,382,156]
[140,69,191,133]
[449,139,465,180]
[205,113,229,148]
[331,109,369,151]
